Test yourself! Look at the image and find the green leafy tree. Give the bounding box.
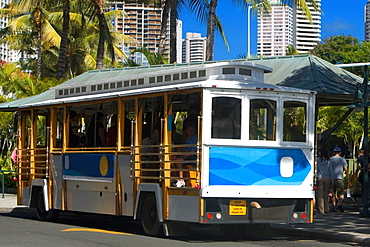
[317,106,364,158]
[310,35,370,76]
[1,0,60,78]
[0,61,61,170]
[286,44,300,55]
[121,47,169,66]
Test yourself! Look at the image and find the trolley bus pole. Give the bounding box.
[360,65,370,217]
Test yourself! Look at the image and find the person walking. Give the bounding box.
[316,148,330,214]
[329,147,349,212]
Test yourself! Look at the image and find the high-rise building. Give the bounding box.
[257,0,293,57]
[182,32,207,63]
[365,0,370,41]
[0,0,20,63]
[109,1,182,65]
[257,0,321,57]
[293,0,321,53]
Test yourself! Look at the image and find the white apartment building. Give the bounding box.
[0,0,20,63]
[293,0,321,53]
[257,0,293,57]
[257,0,321,57]
[365,0,370,41]
[182,32,207,63]
[109,1,182,65]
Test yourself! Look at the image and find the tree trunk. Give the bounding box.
[206,0,218,61]
[36,20,42,78]
[169,0,177,63]
[92,0,106,70]
[158,0,170,56]
[57,0,70,79]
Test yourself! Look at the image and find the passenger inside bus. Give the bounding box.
[69,110,80,147]
[173,123,197,187]
[124,115,132,146]
[106,114,117,147]
[86,112,106,147]
[212,106,241,139]
[182,103,200,136]
[141,124,152,167]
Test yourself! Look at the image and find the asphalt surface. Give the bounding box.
[1,193,370,245]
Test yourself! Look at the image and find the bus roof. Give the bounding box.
[0,60,314,111]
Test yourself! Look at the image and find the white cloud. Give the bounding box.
[322,17,359,36]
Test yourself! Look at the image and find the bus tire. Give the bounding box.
[35,191,59,221]
[141,193,162,236]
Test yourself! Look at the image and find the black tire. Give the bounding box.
[141,194,162,236]
[36,191,59,221]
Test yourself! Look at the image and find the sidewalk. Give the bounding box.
[0,193,27,213]
[271,203,370,246]
[1,193,370,245]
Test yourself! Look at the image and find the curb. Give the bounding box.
[0,206,29,214]
[270,225,370,246]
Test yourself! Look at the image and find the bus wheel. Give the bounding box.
[141,194,162,236]
[36,191,59,221]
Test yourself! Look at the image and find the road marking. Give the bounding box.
[62,228,132,235]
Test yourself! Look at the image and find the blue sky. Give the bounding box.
[180,0,367,60]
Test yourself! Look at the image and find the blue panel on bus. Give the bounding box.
[63,153,114,180]
[209,147,310,185]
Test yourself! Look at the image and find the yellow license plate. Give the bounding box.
[229,200,247,215]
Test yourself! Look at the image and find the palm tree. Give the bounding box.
[138,0,182,63]
[89,0,106,70]
[1,1,134,78]
[286,44,300,55]
[1,0,60,78]
[88,0,134,70]
[56,0,71,79]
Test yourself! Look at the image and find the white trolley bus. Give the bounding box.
[2,60,316,236]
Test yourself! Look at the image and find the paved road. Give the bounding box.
[0,211,360,247]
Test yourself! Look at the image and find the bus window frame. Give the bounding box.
[204,91,244,145]
[205,90,313,147]
[281,97,310,145]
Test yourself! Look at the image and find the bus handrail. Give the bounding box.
[130,143,201,186]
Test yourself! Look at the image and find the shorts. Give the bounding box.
[332,179,345,197]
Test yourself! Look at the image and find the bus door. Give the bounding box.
[17,108,51,205]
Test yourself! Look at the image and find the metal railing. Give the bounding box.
[1,170,16,198]
[130,143,201,187]
[14,148,49,183]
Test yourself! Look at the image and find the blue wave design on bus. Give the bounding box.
[209,147,310,185]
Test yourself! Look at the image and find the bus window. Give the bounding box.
[23,112,31,148]
[66,108,86,148]
[56,108,63,148]
[249,99,276,141]
[139,96,164,147]
[36,114,47,147]
[124,100,135,146]
[283,101,306,142]
[211,97,241,139]
[85,102,118,147]
[171,92,201,143]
